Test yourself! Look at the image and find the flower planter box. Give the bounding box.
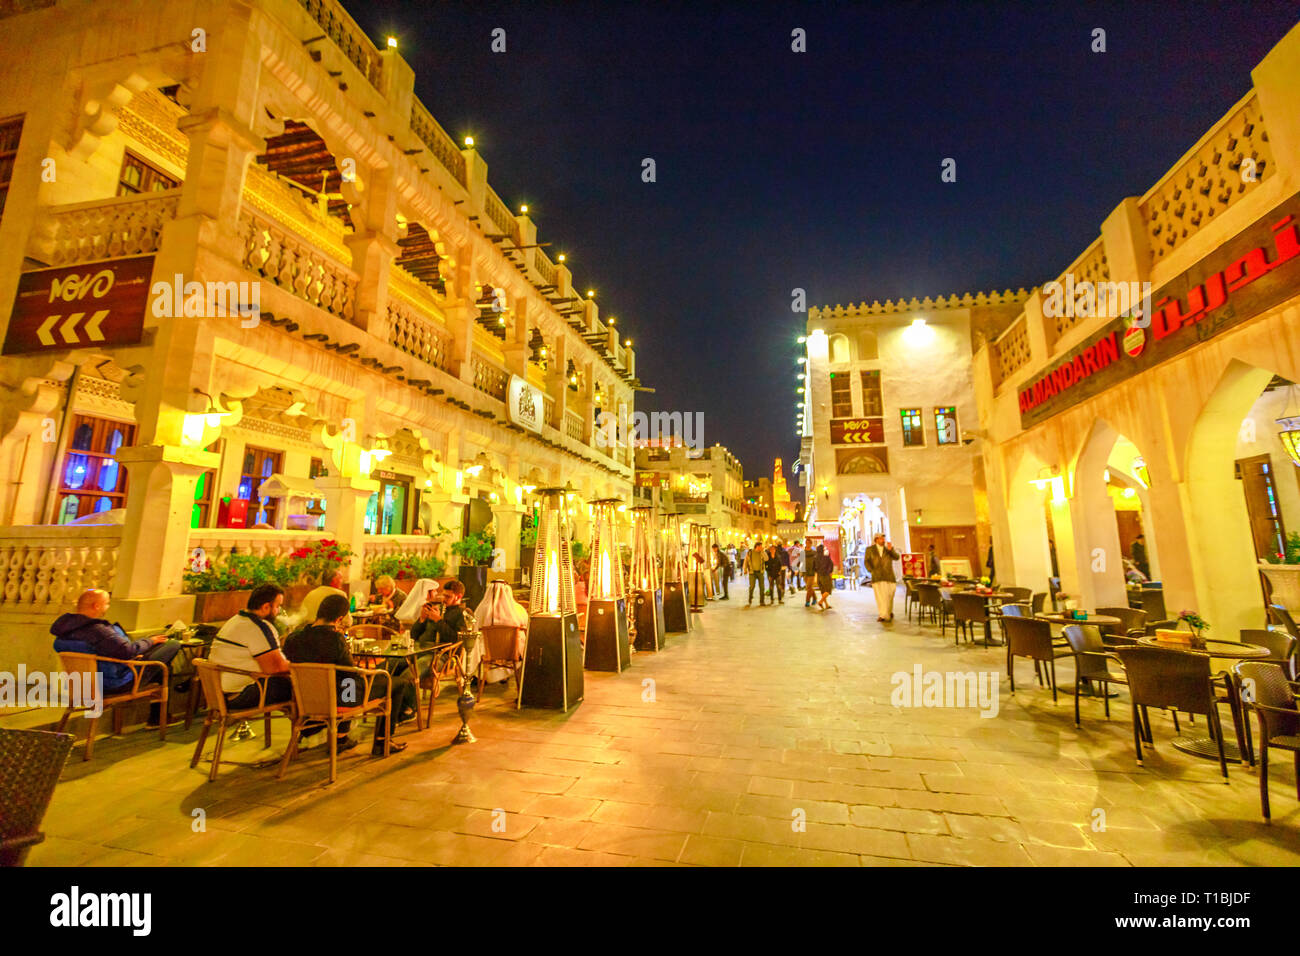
[192,589,252,623]
[1259,563,1300,611]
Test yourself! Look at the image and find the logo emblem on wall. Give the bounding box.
[1122,321,1146,358]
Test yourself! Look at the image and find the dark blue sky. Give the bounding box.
[354,0,1299,483]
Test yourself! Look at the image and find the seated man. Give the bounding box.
[51,588,182,725]
[207,584,294,711]
[369,575,407,612]
[299,568,348,625]
[284,594,414,754]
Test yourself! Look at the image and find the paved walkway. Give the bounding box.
[21,581,1300,866]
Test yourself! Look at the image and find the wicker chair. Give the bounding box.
[1004,616,1070,701]
[903,579,920,622]
[1096,606,1147,646]
[1031,592,1047,614]
[421,641,466,726]
[1241,628,1298,681]
[1233,661,1300,821]
[914,583,945,631]
[1001,587,1032,605]
[278,662,393,785]
[54,652,169,760]
[478,626,523,702]
[1139,588,1167,622]
[1116,646,1229,780]
[951,592,990,647]
[0,729,74,866]
[190,661,296,782]
[1061,624,1127,726]
[1267,604,1300,646]
[346,623,398,643]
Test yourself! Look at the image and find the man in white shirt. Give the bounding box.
[208,584,292,708]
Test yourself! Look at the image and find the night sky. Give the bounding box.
[354,1,1299,488]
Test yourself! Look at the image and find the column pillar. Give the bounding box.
[113,444,219,628]
[313,474,380,585]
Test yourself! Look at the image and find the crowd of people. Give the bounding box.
[705,539,839,610]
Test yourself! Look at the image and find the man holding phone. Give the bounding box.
[862,534,901,622]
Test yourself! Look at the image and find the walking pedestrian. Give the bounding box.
[789,541,804,589]
[746,542,767,605]
[712,543,731,600]
[816,546,835,610]
[765,544,785,605]
[863,533,901,622]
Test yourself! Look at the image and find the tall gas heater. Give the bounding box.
[688,522,710,612]
[660,511,690,633]
[519,487,584,710]
[583,498,630,672]
[630,504,665,651]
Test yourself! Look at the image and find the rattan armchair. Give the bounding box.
[951,592,990,647]
[914,583,945,632]
[0,729,74,866]
[1095,606,1147,646]
[1061,624,1127,726]
[1116,646,1229,780]
[422,640,466,726]
[1241,627,1298,681]
[54,652,169,760]
[278,662,393,785]
[1233,661,1300,821]
[478,626,523,702]
[190,661,296,781]
[1003,616,1070,701]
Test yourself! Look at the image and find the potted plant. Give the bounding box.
[452,529,495,609]
[1177,609,1210,648]
[368,552,447,585]
[1260,532,1300,609]
[284,538,353,607]
[184,552,291,622]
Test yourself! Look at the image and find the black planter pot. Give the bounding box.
[458,564,489,610]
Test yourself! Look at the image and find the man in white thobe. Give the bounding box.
[861,534,901,623]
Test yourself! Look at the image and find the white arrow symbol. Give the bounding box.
[84,309,108,342]
[59,312,83,344]
[37,315,59,346]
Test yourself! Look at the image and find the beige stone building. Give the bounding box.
[634,441,744,543]
[974,23,1300,638]
[0,0,640,672]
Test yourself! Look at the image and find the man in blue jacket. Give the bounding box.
[51,589,181,724]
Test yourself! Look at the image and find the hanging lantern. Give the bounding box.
[630,505,666,652]
[519,487,584,711]
[583,498,631,672]
[687,523,713,611]
[1276,384,1300,467]
[660,511,691,633]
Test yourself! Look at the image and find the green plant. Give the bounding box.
[520,523,538,548]
[570,539,587,561]
[1177,609,1210,633]
[368,552,446,581]
[183,552,292,593]
[285,538,353,584]
[451,530,495,565]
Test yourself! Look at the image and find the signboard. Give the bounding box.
[507,374,545,434]
[830,417,885,444]
[3,256,154,355]
[901,553,928,578]
[1018,192,1300,427]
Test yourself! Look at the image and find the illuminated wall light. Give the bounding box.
[520,204,529,214]
[557,254,566,262]
[797,357,806,365]
[386,36,398,48]
[463,135,475,147]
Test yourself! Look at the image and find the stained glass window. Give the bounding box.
[901,408,924,447]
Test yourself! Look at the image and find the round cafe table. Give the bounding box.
[1134,636,1271,763]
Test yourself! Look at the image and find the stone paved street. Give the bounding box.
[23,582,1300,866]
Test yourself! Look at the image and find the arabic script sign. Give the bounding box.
[1018,193,1300,428]
[3,256,154,355]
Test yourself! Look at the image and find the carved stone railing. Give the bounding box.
[297,0,383,89]
[1139,92,1273,266]
[534,249,557,287]
[28,193,179,267]
[991,316,1032,389]
[543,394,558,429]
[410,98,467,187]
[472,353,508,401]
[244,162,352,264]
[0,525,122,610]
[388,296,455,373]
[483,187,520,244]
[1046,236,1110,342]
[240,207,358,322]
[565,410,584,442]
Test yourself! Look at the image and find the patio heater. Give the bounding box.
[630,505,665,652]
[519,487,584,711]
[660,511,691,633]
[688,523,710,612]
[584,498,630,672]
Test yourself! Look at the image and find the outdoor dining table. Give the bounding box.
[1135,635,1270,763]
[1037,611,1124,629]
[941,588,1017,645]
[349,639,443,732]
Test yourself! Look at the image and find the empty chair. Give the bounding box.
[1115,646,1229,780]
[1240,628,1297,681]
[914,583,945,630]
[903,579,920,622]
[1031,592,1047,614]
[1232,661,1300,821]
[1001,587,1032,605]
[1140,588,1167,622]
[0,729,74,866]
[346,623,398,643]
[1004,616,1070,701]
[1096,606,1147,646]
[1267,604,1300,645]
[951,592,991,647]
[1061,624,1127,727]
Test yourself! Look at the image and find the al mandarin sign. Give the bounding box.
[1017,191,1300,428]
[830,417,885,444]
[3,256,154,355]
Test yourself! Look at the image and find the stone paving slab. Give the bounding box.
[11,582,1300,865]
